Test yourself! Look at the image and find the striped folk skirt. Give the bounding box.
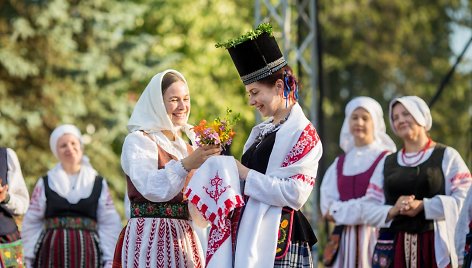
[117,218,204,268]
[33,217,101,268]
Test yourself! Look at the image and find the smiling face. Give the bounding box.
[56,134,83,168]
[245,80,284,118]
[349,107,375,146]
[163,80,190,127]
[391,102,425,140]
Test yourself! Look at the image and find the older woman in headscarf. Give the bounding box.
[114,69,221,268]
[362,96,471,268]
[22,124,122,268]
[320,96,396,267]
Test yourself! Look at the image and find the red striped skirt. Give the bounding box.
[33,218,101,268]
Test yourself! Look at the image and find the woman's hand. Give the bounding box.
[324,212,335,222]
[235,160,250,180]
[181,145,221,170]
[0,179,9,203]
[399,199,424,217]
[387,195,415,221]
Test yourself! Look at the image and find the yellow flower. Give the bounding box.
[280,219,288,228]
[5,251,11,258]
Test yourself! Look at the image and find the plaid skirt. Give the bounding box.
[274,241,313,268]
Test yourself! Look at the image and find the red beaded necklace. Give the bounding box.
[401,138,432,166]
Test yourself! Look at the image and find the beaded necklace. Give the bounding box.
[254,112,291,147]
[401,138,432,166]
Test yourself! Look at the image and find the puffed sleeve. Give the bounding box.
[96,179,122,265]
[21,178,47,259]
[319,159,339,216]
[423,147,472,220]
[121,132,189,202]
[360,158,394,228]
[323,154,389,226]
[456,185,472,265]
[4,148,29,215]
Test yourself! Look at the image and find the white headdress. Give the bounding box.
[48,124,97,204]
[49,124,83,159]
[340,96,396,153]
[127,69,196,156]
[388,96,432,134]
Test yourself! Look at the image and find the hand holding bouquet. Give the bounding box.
[192,108,240,148]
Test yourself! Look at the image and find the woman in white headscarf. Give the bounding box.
[320,96,396,267]
[114,69,221,268]
[362,96,471,268]
[22,124,122,268]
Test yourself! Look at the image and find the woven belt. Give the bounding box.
[131,201,189,220]
[45,217,97,231]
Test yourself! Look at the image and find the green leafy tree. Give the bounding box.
[319,0,471,169]
[0,0,165,216]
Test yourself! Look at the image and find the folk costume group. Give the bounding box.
[321,95,472,268]
[1,22,471,268]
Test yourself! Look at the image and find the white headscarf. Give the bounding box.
[49,124,83,159]
[47,124,98,204]
[127,69,196,157]
[388,96,432,134]
[340,96,396,153]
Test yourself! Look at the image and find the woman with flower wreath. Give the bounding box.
[362,96,471,268]
[113,69,221,268]
[216,23,323,268]
[320,96,396,267]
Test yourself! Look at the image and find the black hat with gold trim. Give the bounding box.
[216,23,287,85]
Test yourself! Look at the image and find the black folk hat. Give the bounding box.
[216,23,287,85]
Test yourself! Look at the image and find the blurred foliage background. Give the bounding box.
[0,0,470,259]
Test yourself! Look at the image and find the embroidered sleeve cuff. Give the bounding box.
[175,160,190,177]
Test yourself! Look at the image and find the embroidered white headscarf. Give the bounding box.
[388,96,432,134]
[127,69,196,158]
[340,96,396,153]
[47,124,98,204]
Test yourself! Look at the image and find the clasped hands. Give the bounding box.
[387,195,424,220]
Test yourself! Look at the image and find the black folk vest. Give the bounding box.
[384,144,446,233]
[43,175,103,220]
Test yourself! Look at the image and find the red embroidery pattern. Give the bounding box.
[124,223,131,267]
[290,174,315,186]
[145,219,157,268]
[133,218,145,268]
[450,172,472,183]
[206,219,231,265]
[280,124,319,185]
[170,222,182,267]
[281,124,319,167]
[29,184,43,211]
[203,172,230,203]
[156,221,165,268]
[186,185,245,230]
[184,222,203,268]
[165,223,172,268]
[366,183,385,202]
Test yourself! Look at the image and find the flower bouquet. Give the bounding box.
[192,108,240,148]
